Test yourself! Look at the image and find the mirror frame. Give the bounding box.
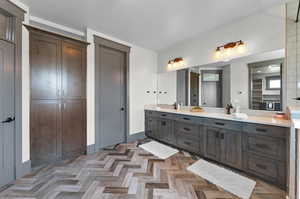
[248,58,284,111]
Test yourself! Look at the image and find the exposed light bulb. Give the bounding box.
[179,60,185,67]
[225,48,232,57]
[237,41,245,54]
[215,47,222,59]
[173,61,178,68]
[167,60,172,69]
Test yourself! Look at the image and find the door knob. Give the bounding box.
[2,117,15,123]
[120,107,125,111]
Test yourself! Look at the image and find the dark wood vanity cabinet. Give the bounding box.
[175,121,202,154]
[203,124,242,169]
[157,119,174,144]
[204,126,220,161]
[145,111,174,144]
[220,129,242,169]
[145,110,288,189]
[145,116,158,139]
[242,123,288,187]
[29,26,88,167]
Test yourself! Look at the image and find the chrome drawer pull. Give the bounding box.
[215,122,225,126]
[256,143,269,149]
[183,117,190,120]
[183,127,191,131]
[256,128,267,132]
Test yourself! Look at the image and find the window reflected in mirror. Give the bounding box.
[248,59,283,111]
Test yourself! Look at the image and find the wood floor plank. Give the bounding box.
[0,140,286,199]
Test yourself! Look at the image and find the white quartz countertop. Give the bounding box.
[145,106,291,128]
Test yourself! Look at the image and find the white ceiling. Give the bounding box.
[20,0,287,50]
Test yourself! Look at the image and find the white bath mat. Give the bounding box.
[187,159,256,199]
[139,141,178,159]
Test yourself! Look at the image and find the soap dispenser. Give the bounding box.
[176,102,182,111]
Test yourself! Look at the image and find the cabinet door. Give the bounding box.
[30,33,61,100]
[146,117,158,138]
[158,119,173,144]
[30,100,62,167]
[220,129,242,169]
[62,41,86,99]
[204,126,220,161]
[62,99,86,159]
[199,125,205,156]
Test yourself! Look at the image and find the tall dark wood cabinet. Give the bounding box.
[27,26,88,167]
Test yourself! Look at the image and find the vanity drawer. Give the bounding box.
[145,110,159,117]
[243,123,287,139]
[175,122,199,139]
[176,136,200,154]
[243,152,286,187]
[157,112,174,120]
[173,114,203,124]
[205,118,242,131]
[244,134,286,161]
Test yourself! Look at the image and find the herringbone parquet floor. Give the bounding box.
[0,140,287,199]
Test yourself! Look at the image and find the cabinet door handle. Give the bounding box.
[215,122,225,126]
[256,164,267,170]
[161,114,167,117]
[183,117,190,121]
[220,133,224,139]
[216,132,219,138]
[256,143,269,149]
[256,128,267,133]
[161,121,166,126]
[183,127,191,131]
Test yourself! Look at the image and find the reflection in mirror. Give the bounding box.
[192,65,231,108]
[249,59,283,111]
[175,49,285,111]
[177,64,231,108]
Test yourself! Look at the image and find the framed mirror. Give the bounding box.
[248,59,283,111]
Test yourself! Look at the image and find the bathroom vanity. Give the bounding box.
[144,107,290,189]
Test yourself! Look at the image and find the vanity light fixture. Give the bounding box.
[215,40,246,60]
[167,57,185,69]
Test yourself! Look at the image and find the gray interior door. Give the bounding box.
[176,69,188,105]
[201,70,222,108]
[96,45,126,148]
[0,40,15,187]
